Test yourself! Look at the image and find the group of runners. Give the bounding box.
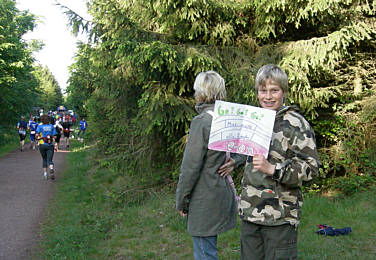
[16,112,88,180]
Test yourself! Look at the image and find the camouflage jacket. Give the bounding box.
[235,106,320,227]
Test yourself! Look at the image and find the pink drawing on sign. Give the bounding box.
[208,138,268,157]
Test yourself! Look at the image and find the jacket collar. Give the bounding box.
[195,103,215,114]
[275,105,300,119]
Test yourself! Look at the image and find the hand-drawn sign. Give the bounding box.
[208,100,276,158]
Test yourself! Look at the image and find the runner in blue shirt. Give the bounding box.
[28,117,33,128]
[78,117,88,142]
[36,115,57,180]
[28,117,39,150]
[16,116,28,151]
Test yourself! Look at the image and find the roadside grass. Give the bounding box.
[37,142,376,259]
[299,189,376,259]
[0,133,25,157]
[36,141,107,259]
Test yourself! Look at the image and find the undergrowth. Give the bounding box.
[0,132,28,157]
[36,141,376,259]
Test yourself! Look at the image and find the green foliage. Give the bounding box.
[310,90,376,193]
[0,1,64,148]
[334,173,376,195]
[142,0,250,46]
[0,0,38,125]
[65,43,96,117]
[64,0,376,195]
[252,0,359,40]
[56,2,92,37]
[312,116,345,147]
[32,65,64,111]
[277,22,374,116]
[0,129,19,157]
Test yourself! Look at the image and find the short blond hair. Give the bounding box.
[193,71,226,103]
[255,64,288,93]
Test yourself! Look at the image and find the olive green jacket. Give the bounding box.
[176,103,237,236]
[234,106,320,227]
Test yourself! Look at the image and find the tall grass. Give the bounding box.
[37,142,376,259]
[36,142,109,259]
[0,132,26,157]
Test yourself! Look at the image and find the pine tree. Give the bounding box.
[65,0,376,188]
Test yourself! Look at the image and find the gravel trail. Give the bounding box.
[0,145,67,260]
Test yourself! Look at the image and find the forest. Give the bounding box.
[2,0,376,195]
[0,0,63,146]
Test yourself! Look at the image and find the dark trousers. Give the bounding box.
[241,221,298,260]
[55,133,61,144]
[39,144,54,168]
[78,129,86,138]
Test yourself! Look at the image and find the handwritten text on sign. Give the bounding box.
[208,101,276,158]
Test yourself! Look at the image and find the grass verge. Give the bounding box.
[37,142,376,259]
[0,133,30,157]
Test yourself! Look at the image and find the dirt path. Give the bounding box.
[0,144,68,260]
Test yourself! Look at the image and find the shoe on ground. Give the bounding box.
[49,165,55,180]
[43,172,48,180]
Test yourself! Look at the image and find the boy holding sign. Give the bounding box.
[219,64,320,260]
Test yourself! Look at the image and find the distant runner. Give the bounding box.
[61,116,72,149]
[16,116,28,152]
[78,117,87,142]
[28,117,39,150]
[54,120,63,151]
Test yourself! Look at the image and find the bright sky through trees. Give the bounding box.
[15,0,91,94]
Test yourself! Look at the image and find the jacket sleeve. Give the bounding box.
[176,117,207,211]
[231,153,247,168]
[273,117,320,188]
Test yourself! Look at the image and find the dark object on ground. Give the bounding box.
[316,224,352,236]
